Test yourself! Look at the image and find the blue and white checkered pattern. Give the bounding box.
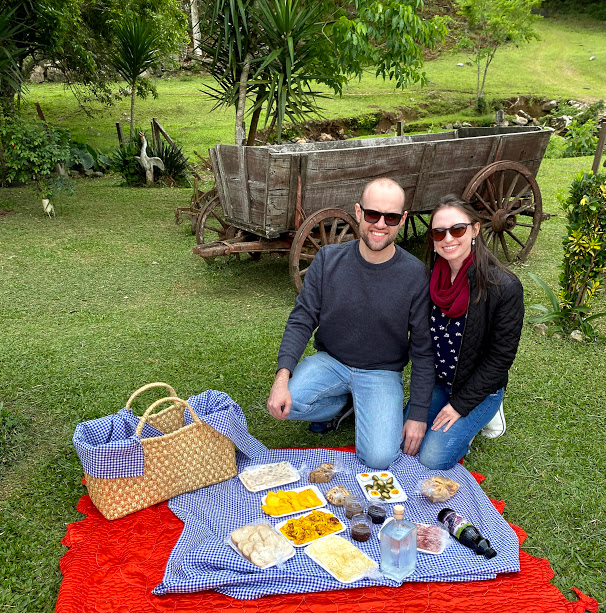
[153,449,520,600]
[73,391,267,479]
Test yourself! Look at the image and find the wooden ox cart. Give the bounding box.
[181,126,551,291]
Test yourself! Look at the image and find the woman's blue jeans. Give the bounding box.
[404,382,504,470]
[287,352,404,469]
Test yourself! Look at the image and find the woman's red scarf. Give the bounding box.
[430,252,475,318]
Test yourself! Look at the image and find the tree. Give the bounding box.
[0,0,188,113]
[455,0,542,109]
[198,0,446,144]
[0,6,24,107]
[109,17,162,138]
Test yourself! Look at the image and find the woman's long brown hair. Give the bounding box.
[425,195,516,302]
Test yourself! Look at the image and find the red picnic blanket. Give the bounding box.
[56,454,598,613]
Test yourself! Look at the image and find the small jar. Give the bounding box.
[344,494,367,519]
[367,501,387,524]
[350,513,372,542]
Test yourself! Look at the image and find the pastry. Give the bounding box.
[325,485,350,506]
[421,476,460,503]
[309,463,335,483]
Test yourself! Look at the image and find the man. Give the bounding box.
[266,178,435,469]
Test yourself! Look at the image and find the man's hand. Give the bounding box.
[267,369,291,420]
[401,419,427,456]
[431,403,461,433]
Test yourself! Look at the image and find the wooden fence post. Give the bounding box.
[592,121,606,175]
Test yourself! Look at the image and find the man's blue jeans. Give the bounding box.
[287,352,404,469]
[404,382,504,470]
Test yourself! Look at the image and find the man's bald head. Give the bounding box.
[359,178,406,213]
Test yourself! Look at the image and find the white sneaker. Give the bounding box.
[481,402,506,439]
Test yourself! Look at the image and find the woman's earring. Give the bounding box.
[472,237,476,248]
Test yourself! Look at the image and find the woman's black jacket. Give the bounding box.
[448,263,524,417]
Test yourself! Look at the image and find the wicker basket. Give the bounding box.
[85,383,237,520]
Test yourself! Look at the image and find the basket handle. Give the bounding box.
[135,396,201,438]
[125,382,177,412]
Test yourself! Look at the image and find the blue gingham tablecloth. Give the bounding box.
[73,390,268,479]
[153,448,520,600]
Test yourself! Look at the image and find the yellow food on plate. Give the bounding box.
[306,535,377,582]
[262,488,323,516]
[279,510,343,545]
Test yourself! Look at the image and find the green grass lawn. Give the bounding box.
[1,157,604,611]
[2,12,606,612]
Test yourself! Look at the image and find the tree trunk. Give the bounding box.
[130,84,136,139]
[190,1,202,56]
[235,53,252,145]
[246,87,266,146]
[479,46,498,101]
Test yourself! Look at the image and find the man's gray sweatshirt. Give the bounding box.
[277,240,434,422]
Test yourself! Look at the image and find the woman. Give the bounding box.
[412,195,524,470]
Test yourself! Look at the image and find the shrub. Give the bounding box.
[564,119,598,157]
[0,115,71,196]
[67,141,112,174]
[544,134,567,159]
[530,171,606,338]
[110,136,147,186]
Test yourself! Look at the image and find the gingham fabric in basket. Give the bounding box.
[153,448,520,600]
[73,390,267,479]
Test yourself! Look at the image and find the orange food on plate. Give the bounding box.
[280,511,343,545]
[262,488,323,516]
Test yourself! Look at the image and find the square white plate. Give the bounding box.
[238,461,301,493]
[227,524,296,569]
[274,508,345,547]
[305,536,379,584]
[261,484,327,518]
[356,471,407,503]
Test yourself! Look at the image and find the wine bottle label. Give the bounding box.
[440,511,471,539]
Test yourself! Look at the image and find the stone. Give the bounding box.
[318,133,334,142]
[444,123,454,130]
[462,122,472,127]
[93,171,104,177]
[570,330,583,342]
[511,115,529,126]
[518,110,533,121]
[534,323,548,335]
[30,66,45,83]
[457,63,464,67]
[589,56,596,61]
[45,66,65,82]
[453,121,462,129]
[542,100,558,112]
[294,137,307,144]
[84,169,94,176]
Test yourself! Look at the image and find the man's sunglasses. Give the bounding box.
[430,222,474,241]
[359,204,404,227]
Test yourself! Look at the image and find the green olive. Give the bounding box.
[380,491,391,499]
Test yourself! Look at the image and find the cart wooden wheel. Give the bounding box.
[462,160,542,262]
[289,208,359,292]
[402,213,429,244]
[195,196,239,246]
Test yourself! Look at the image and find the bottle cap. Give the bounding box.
[477,539,497,559]
[393,504,404,519]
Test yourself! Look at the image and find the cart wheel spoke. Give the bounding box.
[499,233,511,261]
[473,190,495,215]
[496,171,505,209]
[337,224,352,243]
[502,173,520,210]
[196,199,239,255]
[505,228,526,248]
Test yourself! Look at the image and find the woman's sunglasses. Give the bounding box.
[359,204,404,227]
[430,222,474,241]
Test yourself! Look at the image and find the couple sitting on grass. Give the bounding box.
[267,178,524,470]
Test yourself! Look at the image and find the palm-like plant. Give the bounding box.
[110,17,162,138]
[0,6,24,109]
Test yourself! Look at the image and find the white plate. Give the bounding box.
[227,525,296,569]
[274,508,345,547]
[261,484,327,518]
[238,461,301,493]
[305,536,379,584]
[355,471,407,503]
[378,519,449,555]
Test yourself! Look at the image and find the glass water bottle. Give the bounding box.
[379,504,417,583]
